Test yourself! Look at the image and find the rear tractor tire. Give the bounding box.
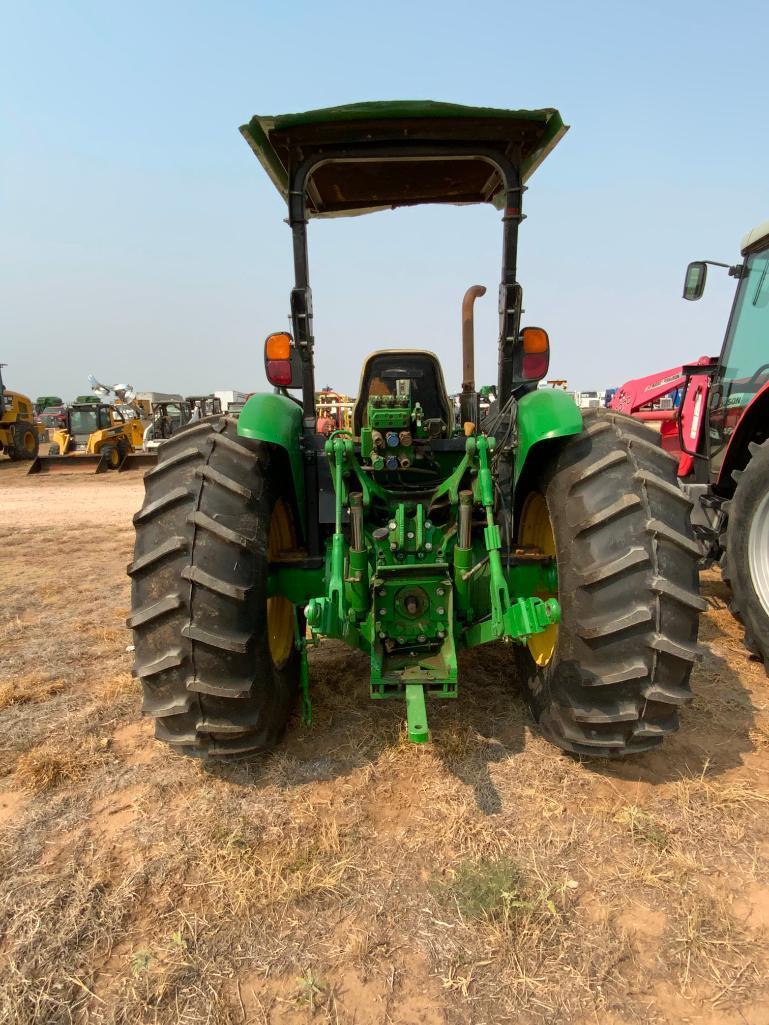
[128,415,301,757]
[721,438,769,670]
[514,409,704,757]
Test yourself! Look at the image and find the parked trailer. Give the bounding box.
[576,390,601,409]
[214,390,250,412]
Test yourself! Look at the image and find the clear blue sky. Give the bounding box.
[2,0,766,402]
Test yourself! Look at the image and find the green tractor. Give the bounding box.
[35,395,63,414]
[129,101,703,758]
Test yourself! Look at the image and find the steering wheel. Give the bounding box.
[744,362,769,386]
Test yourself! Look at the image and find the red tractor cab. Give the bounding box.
[612,219,769,665]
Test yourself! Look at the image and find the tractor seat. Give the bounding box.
[352,350,452,436]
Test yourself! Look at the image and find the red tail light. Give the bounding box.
[523,352,550,380]
[266,359,293,387]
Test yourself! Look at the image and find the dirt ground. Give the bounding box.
[1,463,768,1025]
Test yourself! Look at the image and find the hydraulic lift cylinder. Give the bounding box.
[454,490,474,614]
[348,493,368,616]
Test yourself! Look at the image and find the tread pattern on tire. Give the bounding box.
[129,415,298,756]
[8,421,39,461]
[517,409,704,757]
[720,437,769,671]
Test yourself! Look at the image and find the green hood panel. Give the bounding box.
[237,392,306,535]
[515,389,583,484]
[241,100,567,217]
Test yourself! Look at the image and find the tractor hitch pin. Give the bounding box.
[461,555,489,582]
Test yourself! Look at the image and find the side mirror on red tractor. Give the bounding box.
[264,331,303,389]
[683,261,708,301]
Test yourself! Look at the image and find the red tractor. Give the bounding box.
[612,218,769,666]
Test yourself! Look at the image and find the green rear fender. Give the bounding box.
[515,389,583,484]
[236,392,306,536]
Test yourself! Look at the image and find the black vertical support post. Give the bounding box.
[287,172,321,558]
[283,144,522,558]
[496,163,523,406]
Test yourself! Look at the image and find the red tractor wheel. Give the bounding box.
[721,439,769,670]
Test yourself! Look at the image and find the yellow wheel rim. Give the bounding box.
[22,430,36,454]
[267,498,295,669]
[110,448,120,467]
[519,492,558,666]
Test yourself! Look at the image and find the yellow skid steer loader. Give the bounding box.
[28,403,153,474]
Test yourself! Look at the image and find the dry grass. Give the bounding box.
[1,482,769,1024]
[14,735,108,793]
[668,888,763,1002]
[190,813,361,919]
[0,672,66,710]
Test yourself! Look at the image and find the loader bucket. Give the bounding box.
[118,451,158,472]
[27,454,106,476]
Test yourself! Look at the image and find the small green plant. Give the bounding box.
[446,858,525,920]
[130,947,154,975]
[617,805,671,850]
[296,968,326,1010]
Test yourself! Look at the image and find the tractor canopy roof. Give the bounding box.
[240,100,567,218]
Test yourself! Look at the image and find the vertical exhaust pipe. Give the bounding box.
[460,285,486,427]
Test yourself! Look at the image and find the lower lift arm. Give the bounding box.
[463,434,560,648]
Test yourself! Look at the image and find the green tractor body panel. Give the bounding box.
[237,392,306,534]
[514,389,583,484]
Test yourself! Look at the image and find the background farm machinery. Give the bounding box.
[0,364,42,464]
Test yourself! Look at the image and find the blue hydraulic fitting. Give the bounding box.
[386,455,398,470]
[386,431,399,447]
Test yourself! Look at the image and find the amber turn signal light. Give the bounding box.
[265,331,292,360]
[521,326,549,354]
